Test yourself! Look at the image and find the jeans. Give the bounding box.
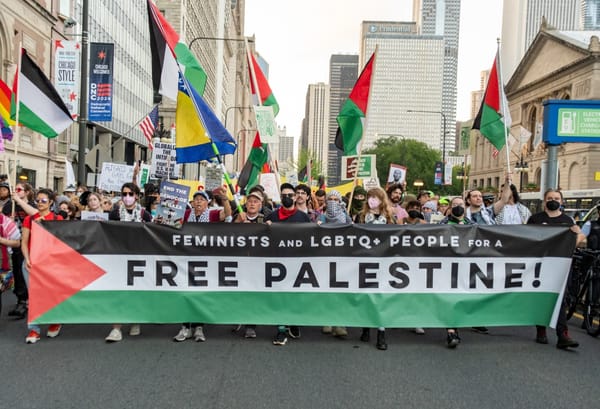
[21,261,40,334]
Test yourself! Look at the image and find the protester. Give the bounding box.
[349,186,367,219]
[464,183,510,226]
[0,182,11,214]
[421,201,437,223]
[438,197,450,216]
[266,183,311,345]
[0,212,21,317]
[495,184,531,224]
[386,183,408,223]
[5,182,36,319]
[355,187,395,350]
[105,183,151,343]
[439,196,473,348]
[294,184,319,222]
[22,188,63,344]
[401,200,426,225]
[58,200,78,220]
[528,188,585,349]
[417,190,430,206]
[314,189,326,216]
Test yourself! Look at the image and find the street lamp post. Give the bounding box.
[514,156,529,192]
[407,109,447,184]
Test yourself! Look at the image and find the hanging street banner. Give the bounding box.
[29,223,576,328]
[54,40,80,119]
[88,42,114,122]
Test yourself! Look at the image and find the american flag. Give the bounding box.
[140,105,159,150]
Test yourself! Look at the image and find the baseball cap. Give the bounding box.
[246,191,263,201]
[63,184,76,193]
[439,197,450,205]
[0,182,9,190]
[193,190,210,201]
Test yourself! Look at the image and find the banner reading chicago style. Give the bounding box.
[29,222,577,327]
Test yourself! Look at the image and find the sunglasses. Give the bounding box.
[15,187,24,192]
[281,193,295,199]
[121,191,135,197]
[36,198,49,204]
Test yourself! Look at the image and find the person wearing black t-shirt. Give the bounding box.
[527,188,585,349]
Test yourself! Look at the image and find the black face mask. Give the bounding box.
[408,210,421,219]
[451,206,465,217]
[546,200,561,211]
[281,196,294,208]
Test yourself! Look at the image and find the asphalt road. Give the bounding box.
[1,291,598,409]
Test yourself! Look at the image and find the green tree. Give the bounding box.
[363,136,461,195]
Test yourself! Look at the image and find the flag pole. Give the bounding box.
[346,46,378,214]
[10,46,24,219]
[496,38,512,182]
[244,38,281,189]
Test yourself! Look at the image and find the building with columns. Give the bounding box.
[469,25,600,193]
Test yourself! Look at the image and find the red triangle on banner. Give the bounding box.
[29,222,106,323]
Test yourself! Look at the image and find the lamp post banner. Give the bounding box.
[29,222,576,328]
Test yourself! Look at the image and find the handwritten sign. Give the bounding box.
[98,162,134,192]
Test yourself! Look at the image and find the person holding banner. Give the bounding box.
[355,187,396,350]
[266,183,311,346]
[528,188,585,349]
[22,189,63,344]
[105,183,151,343]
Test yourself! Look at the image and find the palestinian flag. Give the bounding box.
[335,52,375,156]
[248,52,279,116]
[472,52,511,151]
[237,132,268,192]
[11,49,73,138]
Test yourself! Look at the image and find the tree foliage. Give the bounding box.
[295,148,325,180]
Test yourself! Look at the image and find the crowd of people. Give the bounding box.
[0,173,588,351]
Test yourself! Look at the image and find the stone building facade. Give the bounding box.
[470,24,600,194]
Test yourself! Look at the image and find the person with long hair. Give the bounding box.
[355,187,395,350]
[495,184,531,224]
[22,188,63,344]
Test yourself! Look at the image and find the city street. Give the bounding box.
[1,292,598,409]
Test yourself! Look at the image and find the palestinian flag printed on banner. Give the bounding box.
[30,222,575,327]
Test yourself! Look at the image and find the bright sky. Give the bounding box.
[244,0,504,137]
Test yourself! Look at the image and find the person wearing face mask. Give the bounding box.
[355,187,395,350]
[439,196,473,348]
[266,183,311,346]
[316,190,352,338]
[528,188,585,350]
[350,186,367,219]
[401,201,426,225]
[105,183,151,343]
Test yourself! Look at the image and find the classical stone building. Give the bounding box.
[470,24,600,193]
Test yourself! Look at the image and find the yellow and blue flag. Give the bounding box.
[175,73,236,163]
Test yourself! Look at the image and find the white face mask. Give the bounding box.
[122,195,136,206]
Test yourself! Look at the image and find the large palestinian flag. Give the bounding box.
[30,222,575,327]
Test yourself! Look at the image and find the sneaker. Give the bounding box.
[414,327,425,335]
[322,326,332,334]
[447,331,461,348]
[244,327,257,338]
[8,301,27,319]
[105,328,123,343]
[129,324,141,336]
[288,326,301,339]
[193,326,206,342]
[273,330,287,346]
[360,328,370,342]
[47,324,62,338]
[472,326,489,334]
[376,330,387,350]
[173,326,192,342]
[25,330,41,344]
[332,326,348,337]
[535,328,548,344]
[557,332,579,349]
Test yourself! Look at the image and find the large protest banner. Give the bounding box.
[29,222,576,328]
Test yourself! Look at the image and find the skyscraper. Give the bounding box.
[582,0,600,29]
[328,54,358,186]
[359,21,445,155]
[501,0,583,79]
[300,83,330,172]
[413,0,461,154]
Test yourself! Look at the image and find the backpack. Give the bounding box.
[587,220,600,250]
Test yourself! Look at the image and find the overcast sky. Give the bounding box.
[244,0,504,137]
